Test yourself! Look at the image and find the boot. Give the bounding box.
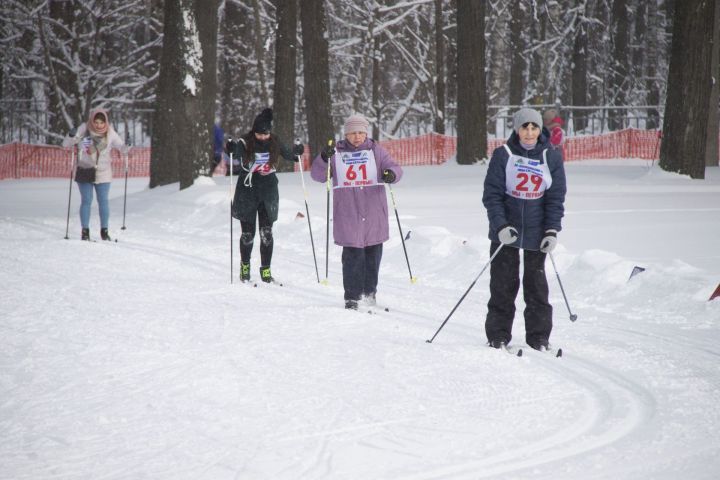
[81,228,90,241]
[240,262,251,282]
[100,228,111,241]
[259,266,274,283]
[345,299,358,310]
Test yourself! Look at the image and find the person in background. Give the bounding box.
[543,108,565,147]
[310,113,403,310]
[482,107,567,351]
[63,108,126,241]
[226,108,304,283]
[211,120,225,174]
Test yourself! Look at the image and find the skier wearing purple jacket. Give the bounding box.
[311,114,403,310]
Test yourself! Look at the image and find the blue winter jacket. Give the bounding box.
[482,129,567,250]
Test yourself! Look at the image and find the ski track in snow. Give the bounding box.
[1,166,720,479]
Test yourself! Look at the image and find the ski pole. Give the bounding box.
[229,148,234,284]
[63,144,76,239]
[323,139,334,285]
[387,182,417,283]
[426,243,505,343]
[296,139,320,283]
[121,133,130,230]
[548,252,578,322]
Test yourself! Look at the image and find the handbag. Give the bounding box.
[75,139,99,183]
[75,166,96,183]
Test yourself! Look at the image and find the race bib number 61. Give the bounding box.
[334,149,378,188]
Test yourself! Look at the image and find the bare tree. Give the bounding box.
[251,0,271,106]
[571,0,590,131]
[456,0,487,164]
[645,0,662,129]
[705,0,720,167]
[1,0,161,143]
[433,0,446,134]
[508,0,525,106]
[608,0,630,131]
[150,0,218,189]
[300,0,333,159]
[659,0,715,178]
[273,0,298,172]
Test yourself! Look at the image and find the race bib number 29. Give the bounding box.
[504,148,552,200]
[334,149,378,188]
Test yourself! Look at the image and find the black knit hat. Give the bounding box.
[252,108,273,134]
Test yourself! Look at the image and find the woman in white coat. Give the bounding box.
[63,108,125,241]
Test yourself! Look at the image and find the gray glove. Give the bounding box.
[498,224,518,245]
[539,230,558,253]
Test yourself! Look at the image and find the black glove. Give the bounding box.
[382,169,396,184]
[225,139,236,155]
[68,127,77,137]
[321,143,335,161]
[292,142,304,157]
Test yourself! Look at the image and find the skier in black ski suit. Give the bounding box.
[226,108,304,283]
[482,107,567,351]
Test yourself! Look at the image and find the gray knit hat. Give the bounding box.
[513,108,543,134]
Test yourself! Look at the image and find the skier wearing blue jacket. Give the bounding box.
[482,107,567,351]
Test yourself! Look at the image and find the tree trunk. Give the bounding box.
[508,0,524,106]
[150,0,214,189]
[456,0,487,164]
[371,35,381,140]
[300,0,334,160]
[196,0,220,176]
[571,4,589,132]
[251,0,270,106]
[273,0,298,172]
[705,0,720,167]
[645,1,661,130]
[433,0,446,134]
[659,0,715,179]
[608,0,629,131]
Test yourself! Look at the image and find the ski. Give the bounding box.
[366,306,390,314]
[489,343,523,357]
[532,346,563,358]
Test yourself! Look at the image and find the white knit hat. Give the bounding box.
[513,108,543,134]
[343,114,370,135]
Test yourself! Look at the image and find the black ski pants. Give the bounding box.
[240,203,273,267]
[485,242,552,347]
[342,244,383,301]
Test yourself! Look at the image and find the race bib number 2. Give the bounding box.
[334,149,378,188]
[251,152,274,174]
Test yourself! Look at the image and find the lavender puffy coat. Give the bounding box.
[311,138,403,248]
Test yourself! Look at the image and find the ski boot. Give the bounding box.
[345,299,358,310]
[100,228,112,241]
[81,228,90,241]
[240,262,251,282]
[259,266,274,283]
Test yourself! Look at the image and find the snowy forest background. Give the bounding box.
[1,0,718,184]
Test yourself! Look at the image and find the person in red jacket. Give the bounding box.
[543,109,565,147]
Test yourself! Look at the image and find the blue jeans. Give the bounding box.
[77,181,111,229]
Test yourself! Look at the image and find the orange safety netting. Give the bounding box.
[2,128,716,180]
[0,143,150,179]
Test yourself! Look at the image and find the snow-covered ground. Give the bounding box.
[1,159,719,479]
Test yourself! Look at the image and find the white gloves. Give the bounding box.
[498,225,519,245]
[540,229,558,253]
